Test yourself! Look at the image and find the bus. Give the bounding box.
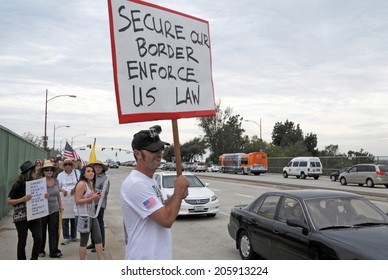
[219,152,268,175]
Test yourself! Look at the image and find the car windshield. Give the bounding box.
[162,175,205,188]
[305,196,388,230]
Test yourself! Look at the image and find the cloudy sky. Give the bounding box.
[1,0,388,162]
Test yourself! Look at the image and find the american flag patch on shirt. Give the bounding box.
[143,197,157,209]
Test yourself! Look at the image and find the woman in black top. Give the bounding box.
[7,161,42,260]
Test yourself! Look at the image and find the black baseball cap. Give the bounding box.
[131,129,169,152]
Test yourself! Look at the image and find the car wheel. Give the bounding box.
[330,175,336,181]
[385,184,388,188]
[366,178,374,188]
[283,171,288,178]
[314,176,319,180]
[238,230,255,260]
[300,172,306,179]
[340,177,347,186]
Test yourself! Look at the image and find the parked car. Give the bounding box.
[330,167,350,181]
[192,162,207,172]
[108,161,119,168]
[153,172,219,217]
[338,164,388,188]
[283,157,322,180]
[228,189,388,259]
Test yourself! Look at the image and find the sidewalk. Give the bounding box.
[0,210,124,260]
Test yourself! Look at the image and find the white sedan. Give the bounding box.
[153,172,219,217]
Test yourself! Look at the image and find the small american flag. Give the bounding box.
[143,197,157,209]
[63,142,86,166]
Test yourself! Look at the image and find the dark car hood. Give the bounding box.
[320,226,388,258]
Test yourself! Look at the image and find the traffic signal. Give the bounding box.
[87,144,91,149]
[111,147,113,151]
[119,148,121,151]
[101,148,105,151]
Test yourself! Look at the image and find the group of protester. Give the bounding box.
[7,125,190,260]
[7,155,110,260]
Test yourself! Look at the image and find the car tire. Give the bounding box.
[366,178,374,188]
[300,172,306,179]
[384,184,388,188]
[238,230,255,260]
[330,175,336,182]
[314,176,319,180]
[283,171,288,178]
[340,177,347,185]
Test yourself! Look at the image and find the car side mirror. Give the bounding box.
[205,183,209,187]
[287,218,309,231]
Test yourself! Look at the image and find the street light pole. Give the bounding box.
[60,138,68,152]
[71,133,87,147]
[43,89,76,151]
[53,124,70,151]
[245,119,262,141]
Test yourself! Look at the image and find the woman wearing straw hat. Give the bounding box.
[7,161,42,260]
[39,160,63,258]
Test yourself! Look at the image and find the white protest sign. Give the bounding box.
[108,0,215,123]
[60,192,76,219]
[26,178,48,221]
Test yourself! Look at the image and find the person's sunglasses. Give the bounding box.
[145,147,165,153]
[44,168,54,172]
[64,163,73,166]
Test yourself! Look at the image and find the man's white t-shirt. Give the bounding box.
[120,170,172,260]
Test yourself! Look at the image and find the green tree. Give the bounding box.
[23,132,43,147]
[197,101,246,163]
[272,120,304,147]
[304,132,318,155]
[163,144,175,162]
[180,137,207,162]
[320,144,342,156]
[162,138,207,163]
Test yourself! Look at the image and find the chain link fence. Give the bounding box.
[268,156,388,176]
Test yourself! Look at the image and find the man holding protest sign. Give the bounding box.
[120,126,189,259]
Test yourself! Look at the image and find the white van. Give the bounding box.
[283,157,322,180]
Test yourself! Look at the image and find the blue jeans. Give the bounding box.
[62,218,77,239]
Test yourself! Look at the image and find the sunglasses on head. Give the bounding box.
[64,163,73,166]
[44,168,54,172]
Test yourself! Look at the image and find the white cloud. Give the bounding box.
[1,0,388,161]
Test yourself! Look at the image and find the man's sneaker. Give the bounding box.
[38,252,45,257]
[71,238,78,242]
[86,244,95,250]
[61,239,71,245]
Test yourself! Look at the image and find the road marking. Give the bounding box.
[234,193,255,198]
[219,211,230,216]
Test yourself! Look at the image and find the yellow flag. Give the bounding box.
[88,138,97,164]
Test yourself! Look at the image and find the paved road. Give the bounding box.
[1,167,387,260]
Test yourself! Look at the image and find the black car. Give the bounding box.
[228,189,388,260]
[330,167,349,181]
